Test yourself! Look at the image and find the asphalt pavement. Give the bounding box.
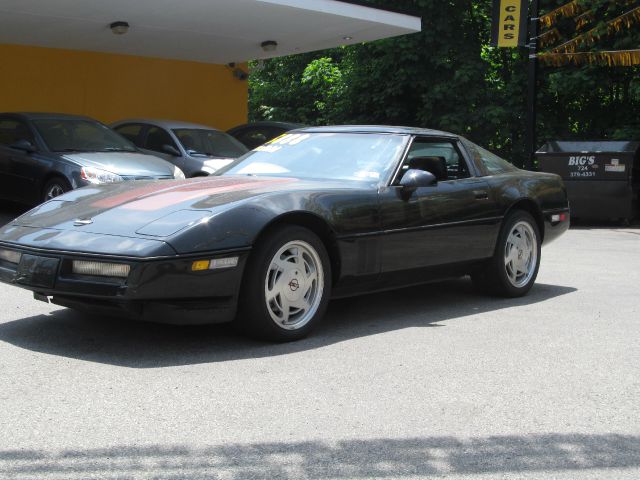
[0,207,638,479]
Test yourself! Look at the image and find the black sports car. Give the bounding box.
[0,126,570,341]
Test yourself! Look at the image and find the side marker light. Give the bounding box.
[551,213,567,222]
[210,257,238,270]
[191,257,239,272]
[191,260,210,271]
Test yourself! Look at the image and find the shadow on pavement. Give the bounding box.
[569,217,640,229]
[0,433,638,478]
[0,279,576,368]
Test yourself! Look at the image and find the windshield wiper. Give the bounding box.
[185,150,208,156]
[205,152,232,157]
[100,147,136,152]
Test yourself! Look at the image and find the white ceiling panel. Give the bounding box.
[0,0,421,63]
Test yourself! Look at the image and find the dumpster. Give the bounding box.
[536,141,640,222]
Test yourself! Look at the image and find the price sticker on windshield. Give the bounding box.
[255,133,311,153]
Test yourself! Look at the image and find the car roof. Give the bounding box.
[112,118,223,131]
[1,112,97,121]
[294,125,458,138]
[227,121,306,133]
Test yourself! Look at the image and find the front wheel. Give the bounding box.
[236,225,331,341]
[42,177,71,202]
[472,210,541,297]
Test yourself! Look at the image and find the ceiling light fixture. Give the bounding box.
[343,36,353,41]
[110,21,130,35]
[261,40,278,52]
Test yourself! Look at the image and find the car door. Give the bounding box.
[0,117,40,203]
[378,136,500,275]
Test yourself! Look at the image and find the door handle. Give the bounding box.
[474,190,489,200]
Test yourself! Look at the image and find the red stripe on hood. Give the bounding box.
[91,177,293,211]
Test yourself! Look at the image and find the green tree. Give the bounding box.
[249,0,640,166]
[537,0,640,141]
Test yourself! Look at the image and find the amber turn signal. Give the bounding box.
[191,260,210,271]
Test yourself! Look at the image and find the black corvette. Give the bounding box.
[0,126,569,341]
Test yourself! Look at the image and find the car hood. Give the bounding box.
[62,151,175,177]
[0,175,375,254]
[199,157,235,173]
[4,175,358,247]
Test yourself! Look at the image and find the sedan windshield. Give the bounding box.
[173,128,248,158]
[34,119,137,153]
[220,132,408,182]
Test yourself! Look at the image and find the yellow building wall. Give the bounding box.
[0,44,248,130]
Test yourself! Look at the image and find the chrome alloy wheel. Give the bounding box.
[264,240,324,330]
[45,184,65,200]
[504,221,538,288]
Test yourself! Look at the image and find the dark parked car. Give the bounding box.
[112,119,248,177]
[0,113,185,205]
[0,126,569,341]
[227,121,305,150]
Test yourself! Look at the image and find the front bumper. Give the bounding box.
[0,244,250,325]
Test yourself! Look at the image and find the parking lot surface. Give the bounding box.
[0,205,638,479]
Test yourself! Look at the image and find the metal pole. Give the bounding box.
[525,0,539,170]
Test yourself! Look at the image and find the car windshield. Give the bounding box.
[173,128,248,158]
[219,132,408,183]
[33,119,137,153]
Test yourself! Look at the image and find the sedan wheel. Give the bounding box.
[472,210,541,297]
[237,225,331,341]
[42,178,71,202]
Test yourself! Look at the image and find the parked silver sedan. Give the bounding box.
[0,112,185,205]
[111,119,248,177]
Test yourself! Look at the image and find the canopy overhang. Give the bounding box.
[0,0,421,64]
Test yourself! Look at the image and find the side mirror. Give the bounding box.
[162,144,181,156]
[399,169,437,193]
[9,139,36,153]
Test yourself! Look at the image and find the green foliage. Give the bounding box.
[538,0,640,141]
[249,0,640,166]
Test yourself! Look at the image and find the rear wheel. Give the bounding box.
[472,210,541,297]
[236,225,331,341]
[42,177,71,202]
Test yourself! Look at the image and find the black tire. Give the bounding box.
[42,177,71,203]
[235,225,332,341]
[472,210,541,297]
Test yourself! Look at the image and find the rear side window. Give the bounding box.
[462,138,517,175]
[114,124,144,146]
[144,127,178,153]
[0,119,34,146]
